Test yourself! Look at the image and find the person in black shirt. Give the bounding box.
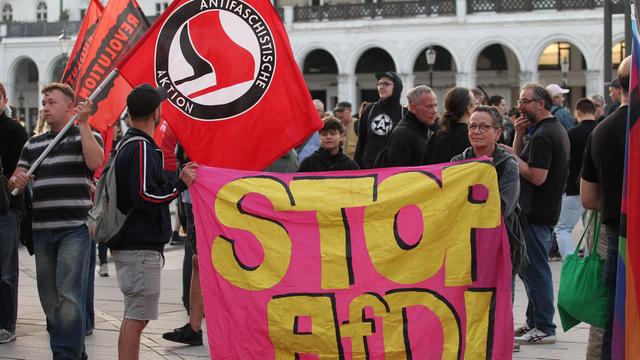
[502,84,569,345]
[423,87,475,164]
[377,85,438,167]
[298,117,359,172]
[0,83,28,344]
[581,56,630,360]
[354,71,404,169]
[553,98,597,260]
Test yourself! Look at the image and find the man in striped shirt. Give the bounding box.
[9,83,103,360]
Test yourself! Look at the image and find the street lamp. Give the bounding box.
[425,47,437,88]
[560,56,569,88]
[58,25,71,61]
[17,92,25,129]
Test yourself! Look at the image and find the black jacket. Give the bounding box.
[0,112,28,211]
[114,128,187,252]
[424,122,470,165]
[377,111,431,167]
[298,148,359,172]
[354,73,404,169]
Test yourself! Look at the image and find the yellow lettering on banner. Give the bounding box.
[289,177,375,289]
[364,163,501,286]
[440,162,501,285]
[464,289,495,359]
[340,293,390,354]
[268,294,342,359]
[364,171,446,284]
[383,290,461,360]
[212,177,293,290]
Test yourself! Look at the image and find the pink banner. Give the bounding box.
[191,159,513,359]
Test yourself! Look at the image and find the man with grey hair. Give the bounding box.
[589,94,606,123]
[502,83,569,345]
[297,99,323,161]
[376,85,437,167]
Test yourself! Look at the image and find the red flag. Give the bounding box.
[76,0,149,131]
[60,0,104,88]
[116,0,321,170]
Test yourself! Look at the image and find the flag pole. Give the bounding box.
[11,68,120,196]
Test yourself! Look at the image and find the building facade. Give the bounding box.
[0,0,626,131]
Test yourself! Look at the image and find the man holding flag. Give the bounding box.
[8,83,103,360]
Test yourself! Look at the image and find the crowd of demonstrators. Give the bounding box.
[376,85,438,167]
[0,83,28,344]
[0,58,631,360]
[423,87,475,164]
[298,117,359,172]
[553,98,598,260]
[581,56,630,360]
[355,71,404,169]
[9,83,104,359]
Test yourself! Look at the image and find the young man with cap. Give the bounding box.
[112,84,197,360]
[607,78,622,116]
[354,71,404,169]
[546,83,574,131]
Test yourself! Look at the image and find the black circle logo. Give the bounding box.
[155,0,276,121]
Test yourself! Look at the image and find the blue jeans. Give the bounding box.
[33,225,91,360]
[554,194,586,259]
[518,223,557,335]
[0,209,20,332]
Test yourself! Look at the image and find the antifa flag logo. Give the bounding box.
[156,0,276,121]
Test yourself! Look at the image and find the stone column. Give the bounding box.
[585,70,601,97]
[399,73,414,105]
[337,73,357,108]
[455,72,474,88]
[518,71,534,88]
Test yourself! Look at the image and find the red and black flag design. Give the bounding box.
[77,0,149,131]
[60,0,104,89]
[116,0,322,170]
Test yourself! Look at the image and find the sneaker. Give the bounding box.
[0,329,16,343]
[162,323,203,346]
[85,327,94,336]
[170,231,185,246]
[98,263,109,277]
[514,324,532,337]
[513,343,520,352]
[515,328,556,344]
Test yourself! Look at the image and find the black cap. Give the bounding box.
[127,84,168,118]
[606,78,621,89]
[374,71,397,80]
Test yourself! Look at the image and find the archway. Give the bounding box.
[302,49,339,109]
[537,41,587,110]
[12,57,39,134]
[355,47,396,103]
[412,45,456,111]
[475,44,521,109]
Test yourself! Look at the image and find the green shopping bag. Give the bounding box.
[557,211,609,331]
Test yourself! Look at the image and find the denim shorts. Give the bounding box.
[112,250,163,321]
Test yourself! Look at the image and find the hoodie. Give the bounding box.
[354,72,404,169]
